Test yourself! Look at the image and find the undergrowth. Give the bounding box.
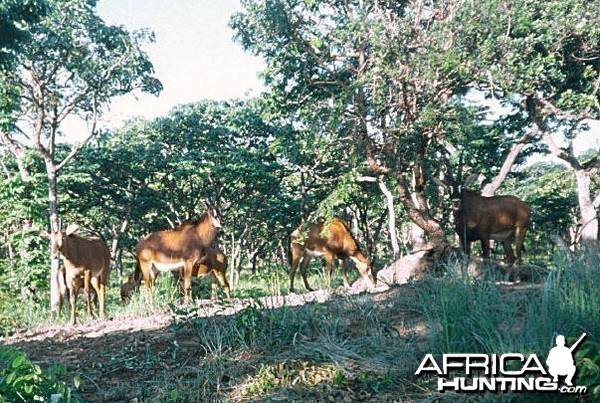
[414,249,600,400]
[1,250,598,401]
[156,291,418,401]
[0,347,74,402]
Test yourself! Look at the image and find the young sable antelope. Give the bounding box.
[290,218,375,292]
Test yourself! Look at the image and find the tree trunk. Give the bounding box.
[409,172,427,252]
[46,161,63,313]
[539,118,599,249]
[229,232,237,288]
[481,126,539,197]
[357,176,400,258]
[300,171,307,223]
[378,178,400,258]
[279,239,285,264]
[410,222,426,251]
[574,169,598,248]
[111,219,129,280]
[395,173,451,259]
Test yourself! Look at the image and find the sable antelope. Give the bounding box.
[176,248,231,300]
[135,206,225,299]
[436,173,531,265]
[290,218,376,292]
[194,248,230,300]
[120,265,141,302]
[122,247,230,301]
[39,224,110,325]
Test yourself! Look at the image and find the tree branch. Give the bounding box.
[56,96,99,172]
[481,125,539,196]
[540,129,582,170]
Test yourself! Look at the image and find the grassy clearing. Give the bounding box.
[140,288,422,402]
[0,258,361,333]
[2,250,599,401]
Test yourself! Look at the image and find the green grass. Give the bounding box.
[2,250,598,401]
[413,249,600,401]
[0,257,366,333]
[149,290,417,401]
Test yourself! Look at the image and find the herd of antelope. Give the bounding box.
[40,173,531,325]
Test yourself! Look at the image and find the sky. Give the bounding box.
[93,0,265,126]
[67,0,596,159]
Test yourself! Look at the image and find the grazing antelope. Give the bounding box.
[436,173,531,265]
[120,265,141,302]
[194,248,230,300]
[135,206,224,299]
[290,218,376,292]
[39,224,110,325]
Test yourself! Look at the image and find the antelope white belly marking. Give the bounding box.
[305,249,325,258]
[490,230,514,241]
[152,260,185,272]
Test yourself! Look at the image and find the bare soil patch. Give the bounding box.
[5,282,425,402]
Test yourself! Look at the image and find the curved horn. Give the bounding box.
[65,223,79,236]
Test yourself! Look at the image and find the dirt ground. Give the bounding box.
[5,283,417,402]
[4,256,548,402]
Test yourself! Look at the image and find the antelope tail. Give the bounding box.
[133,259,142,285]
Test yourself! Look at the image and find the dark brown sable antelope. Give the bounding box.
[436,173,531,265]
[134,206,225,299]
[290,218,376,292]
[40,224,110,325]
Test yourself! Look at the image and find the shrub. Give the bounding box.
[0,347,74,402]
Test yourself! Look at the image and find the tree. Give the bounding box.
[232,0,497,262]
[0,0,162,311]
[0,0,48,67]
[233,0,599,266]
[59,123,165,279]
[60,100,300,283]
[139,100,296,279]
[468,0,600,248]
[516,162,578,257]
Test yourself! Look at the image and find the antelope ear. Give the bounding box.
[432,177,447,188]
[36,230,51,239]
[464,173,483,187]
[65,224,79,236]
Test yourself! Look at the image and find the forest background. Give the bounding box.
[0,0,598,400]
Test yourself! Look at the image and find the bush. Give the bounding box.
[0,347,74,402]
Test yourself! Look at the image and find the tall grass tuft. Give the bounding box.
[187,291,415,400]
[414,249,600,398]
[417,249,599,355]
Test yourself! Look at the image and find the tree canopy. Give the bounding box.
[0,0,597,313]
